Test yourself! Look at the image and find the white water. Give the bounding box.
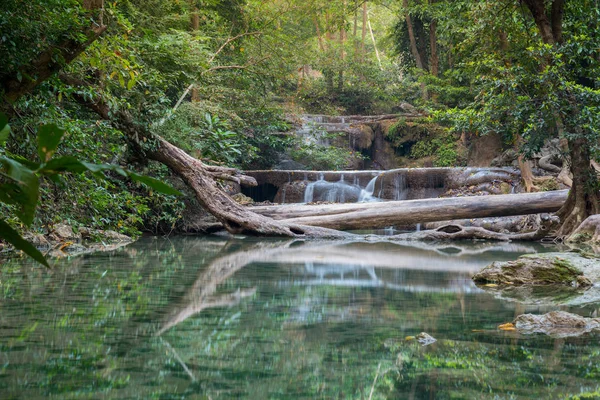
[358,176,382,203]
[304,174,383,204]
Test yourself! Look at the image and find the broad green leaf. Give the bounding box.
[0,182,29,206]
[0,156,40,225]
[40,156,89,175]
[37,124,66,162]
[0,219,49,267]
[129,172,182,196]
[0,113,10,145]
[8,154,41,170]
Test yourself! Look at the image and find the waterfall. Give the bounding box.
[304,181,317,203]
[394,174,408,201]
[358,175,380,202]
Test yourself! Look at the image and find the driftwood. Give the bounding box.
[251,190,568,231]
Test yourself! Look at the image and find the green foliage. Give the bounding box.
[289,140,358,170]
[0,114,180,265]
[158,106,256,167]
[410,135,459,167]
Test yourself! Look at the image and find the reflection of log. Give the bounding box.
[157,241,294,335]
[252,190,569,231]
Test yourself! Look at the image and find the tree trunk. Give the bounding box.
[403,0,424,70]
[521,0,597,235]
[189,2,200,101]
[522,0,556,45]
[251,190,568,231]
[361,2,367,60]
[314,16,325,51]
[429,18,439,77]
[556,137,600,237]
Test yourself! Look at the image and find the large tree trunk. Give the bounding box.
[429,18,439,77]
[521,0,598,236]
[403,0,424,70]
[361,2,367,60]
[556,137,600,237]
[251,190,568,231]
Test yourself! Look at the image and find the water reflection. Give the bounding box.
[0,237,599,399]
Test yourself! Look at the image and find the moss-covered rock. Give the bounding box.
[473,252,600,306]
[473,252,599,287]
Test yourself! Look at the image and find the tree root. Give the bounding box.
[388,214,559,242]
[566,214,600,244]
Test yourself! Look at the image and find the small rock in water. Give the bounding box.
[416,332,437,346]
[513,311,600,338]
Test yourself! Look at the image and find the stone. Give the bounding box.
[24,233,51,248]
[472,253,595,287]
[79,227,132,244]
[475,252,600,306]
[274,181,308,204]
[49,223,82,243]
[231,193,254,205]
[513,311,600,338]
[416,332,437,346]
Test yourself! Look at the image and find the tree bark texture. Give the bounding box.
[429,18,439,77]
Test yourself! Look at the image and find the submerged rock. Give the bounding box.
[472,253,597,287]
[513,311,600,338]
[416,332,437,346]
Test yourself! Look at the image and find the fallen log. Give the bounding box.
[251,190,569,231]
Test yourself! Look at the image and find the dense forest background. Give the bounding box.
[1,0,599,250]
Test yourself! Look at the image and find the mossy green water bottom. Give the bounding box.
[0,238,599,399]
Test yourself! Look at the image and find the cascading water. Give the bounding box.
[358,175,382,202]
[304,174,383,203]
[394,173,408,201]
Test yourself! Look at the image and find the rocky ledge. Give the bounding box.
[18,223,134,259]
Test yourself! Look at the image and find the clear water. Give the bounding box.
[1,237,599,399]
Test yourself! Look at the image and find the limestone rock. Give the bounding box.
[273,181,308,204]
[49,223,82,243]
[231,193,254,205]
[475,252,600,306]
[416,332,437,346]
[472,253,596,287]
[514,311,600,338]
[79,227,132,244]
